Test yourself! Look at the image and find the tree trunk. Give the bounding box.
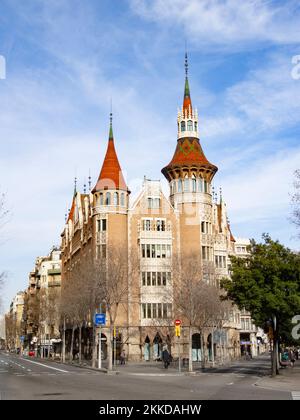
[188,326,193,372]
[271,315,279,377]
[70,325,75,362]
[211,329,215,367]
[62,318,66,363]
[78,324,82,364]
[92,323,97,368]
[201,333,206,369]
[108,325,113,371]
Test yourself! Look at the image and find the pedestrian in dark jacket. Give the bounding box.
[162,347,170,369]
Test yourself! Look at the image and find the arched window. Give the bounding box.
[113,192,118,206]
[192,178,196,192]
[184,178,189,192]
[105,192,111,205]
[99,193,103,206]
[194,121,198,131]
[120,193,125,206]
[181,121,186,132]
[178,179,183,192]
[187,120,193,131]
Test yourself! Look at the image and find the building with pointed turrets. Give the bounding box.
[60,55,261,364]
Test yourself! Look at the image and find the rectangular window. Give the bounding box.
[162,272,167,286]
[201,222,205,233]
[166,245,171,258]
[161,244,166,258]
[142,272,146,286]
[157,272,161,286]
[202,246,206,260]
[152,272,156,286]
[142,304,146,319]
[163,303,168,319]
[223,256,226,268]
[147,272,151,286]
[192,178,196,192]
[147,198,153,209]
[184,178,189,192]
[215,255,218,267]
[142,244,146,258]
[204,180,208,193]
[146,244,151,258]
[101,219,107,231]
[167,304,172,318]
[198,178,203,192]
[152,303,157,318]
[156,244,161,258]
[167,272,171,283]
[147,303,151,319]
[143,219,151,231]
[101,244,106,258]
[151,244,156,258]
[157,303,162,318]
[156,219,166,231]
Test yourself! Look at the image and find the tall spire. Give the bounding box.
[183,51,192,115]
[92,113,128,193]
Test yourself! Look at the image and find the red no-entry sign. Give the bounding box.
[175,319,181,326]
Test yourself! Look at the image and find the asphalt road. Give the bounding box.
[0,351,293,400]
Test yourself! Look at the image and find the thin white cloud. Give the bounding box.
[130,0,300,50]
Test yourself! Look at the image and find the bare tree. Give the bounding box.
[90,245,133,371]
[172,251,230,372]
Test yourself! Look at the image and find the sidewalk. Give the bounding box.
[255,360,300,392]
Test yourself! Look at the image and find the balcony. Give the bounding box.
[47,268,61,275]
[139,231,172,241]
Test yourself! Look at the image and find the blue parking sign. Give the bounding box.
[94,313,106,326]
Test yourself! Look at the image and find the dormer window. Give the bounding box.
[187,120,193,131]
[181,121,186,131]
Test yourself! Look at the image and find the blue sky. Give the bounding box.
[1,0,300,312]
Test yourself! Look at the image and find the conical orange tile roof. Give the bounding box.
[92,116,128,192]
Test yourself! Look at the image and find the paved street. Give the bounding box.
[0,351,297,400]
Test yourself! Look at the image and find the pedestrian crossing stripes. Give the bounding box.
[292,391,300,400]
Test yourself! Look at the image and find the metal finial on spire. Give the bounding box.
[74,176,77,194]
[185,51,188,77]
[109,101,113,139]
[88,169,91,191]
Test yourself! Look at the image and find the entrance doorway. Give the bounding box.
[192,333,202,361]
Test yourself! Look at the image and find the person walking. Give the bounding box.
[162,346,170,369]
[289,349,296,367]
[120,349,126,365]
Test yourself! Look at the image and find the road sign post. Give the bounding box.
[95,308,106,370]
[175,320,181,373]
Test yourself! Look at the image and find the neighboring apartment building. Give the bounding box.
[5,291,25,351]
[61,56,246,362]
[22,247,62,355]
